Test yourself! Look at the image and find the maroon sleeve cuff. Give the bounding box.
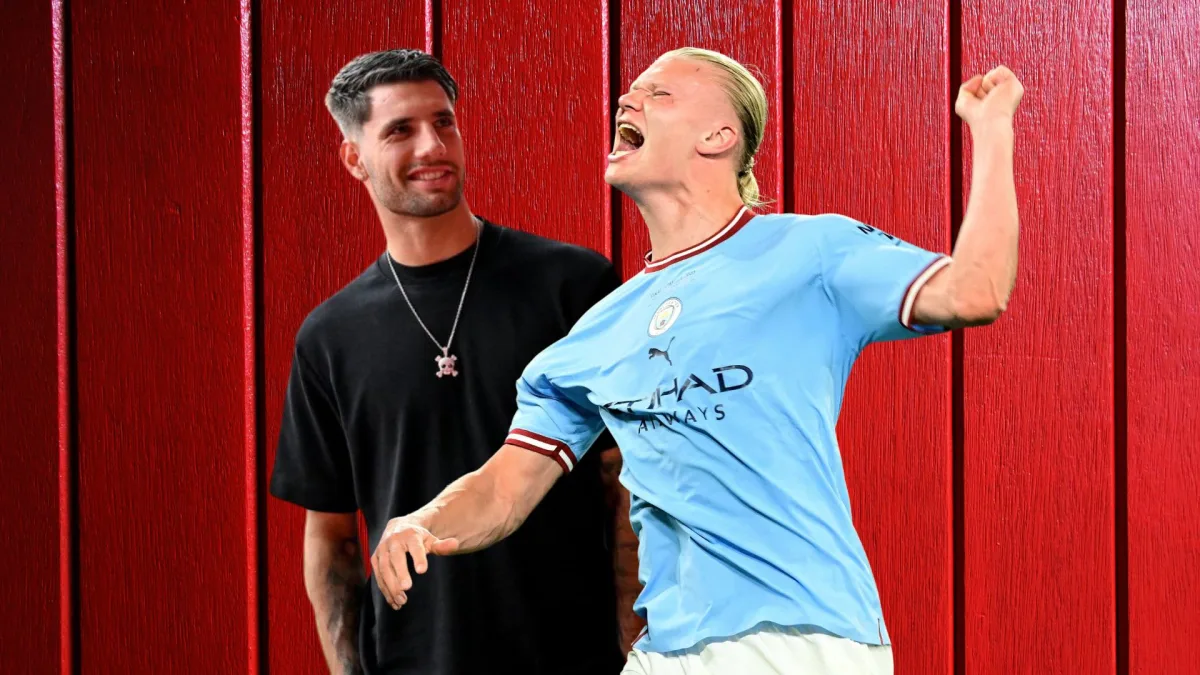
[505,429,578,473]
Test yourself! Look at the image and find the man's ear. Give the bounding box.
[696,124,739,158]
[339,140,369,182]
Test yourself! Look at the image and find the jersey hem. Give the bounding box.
[634,616,891,655]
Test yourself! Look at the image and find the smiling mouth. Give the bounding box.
[407,166,455,181]
[609,122,645,159]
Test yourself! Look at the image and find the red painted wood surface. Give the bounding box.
[961,2,1116,673]
[791,4,953,674]
[440,0,637,646]
[9,1,1200,672]
[70,1,247,672]
[1126,2,1200,673]
[618,0,784,280]
[239,1,259,672]
[0,1,59,673]
[260,2,426,673]
[443,0,611,254]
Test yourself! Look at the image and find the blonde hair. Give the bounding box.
[661,47,769,208]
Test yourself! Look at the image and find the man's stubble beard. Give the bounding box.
[369,163,466,218]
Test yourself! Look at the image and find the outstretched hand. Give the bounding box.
[371,518,460,610]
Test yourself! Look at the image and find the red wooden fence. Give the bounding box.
[2,1,1197,673]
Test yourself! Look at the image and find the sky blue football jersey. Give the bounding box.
[505,208,950,654]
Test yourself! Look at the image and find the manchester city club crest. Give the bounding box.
[648,297,682,336]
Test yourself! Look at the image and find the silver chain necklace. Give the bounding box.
[385,218,481,378]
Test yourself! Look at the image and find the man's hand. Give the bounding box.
[955,66,1024,131]
[371,519,459,610]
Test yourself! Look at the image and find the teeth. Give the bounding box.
[617,123,644,148]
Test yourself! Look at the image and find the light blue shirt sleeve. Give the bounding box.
[817,214,951,345]
[506,353,606,474]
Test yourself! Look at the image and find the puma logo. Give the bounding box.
[647,337,675,366]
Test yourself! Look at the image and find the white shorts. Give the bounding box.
[621,625,894,675]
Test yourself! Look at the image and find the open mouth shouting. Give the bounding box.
[608,121,645,161]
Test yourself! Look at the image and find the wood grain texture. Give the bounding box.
[1125,2,1200,672]
[961,1,1115,673]
[440,0,642,646]
[791,4,953,673]
[70,1,246,672]
[239,0,259,672]
[618,0,783,280]
[0,1,60,672]
[260,2,426,673]
[441,0,610,253]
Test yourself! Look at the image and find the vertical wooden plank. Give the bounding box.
[618,0,783,280]
[71,1,246,672]
[240,0,261,672]
[260,2,426,673]
[1125,2,1200,673]
[441,0,626,641]
[441,0,610,253]
[961,1,1115,673]
[0,1,60,673]
[791,4,953,674]
[53,0,77,672]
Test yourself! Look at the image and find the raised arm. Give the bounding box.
[371,445,562,610]
[912,66,1024,328]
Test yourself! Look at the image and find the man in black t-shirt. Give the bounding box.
[269,49,625,675]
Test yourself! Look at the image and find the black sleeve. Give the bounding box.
[268,346,357,513]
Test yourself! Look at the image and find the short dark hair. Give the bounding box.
[325,49,459,137]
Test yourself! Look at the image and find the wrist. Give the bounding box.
[968,117,1015,140]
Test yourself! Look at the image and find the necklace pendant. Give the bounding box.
[435,349,459,378]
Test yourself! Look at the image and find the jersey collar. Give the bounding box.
[642,206,756,273]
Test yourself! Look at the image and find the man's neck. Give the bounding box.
[635,186,746,263]
[380,202,479,267]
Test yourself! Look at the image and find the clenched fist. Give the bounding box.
[371,518,460,610]
[956,65,1024,131]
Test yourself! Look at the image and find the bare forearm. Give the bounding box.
[952,121,1019,315]
[305,536,365,675]
[373,447,562,610]
[403,468,528,554]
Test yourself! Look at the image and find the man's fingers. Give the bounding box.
[984,65,1014,84]
[960,74,985,97]
[373,547,402,610]
[430,537,460,556]
[410,538,430,574]
[389,539,415,594]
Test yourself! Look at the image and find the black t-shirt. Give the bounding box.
[269,219,624,675]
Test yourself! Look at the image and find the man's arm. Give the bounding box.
[600,446,647,651]
[371,445,562,610]
[304,511,365,675]
[913,66,1024,329]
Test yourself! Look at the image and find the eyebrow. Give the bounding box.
[378,108,455,135]
[628,82,659,94]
